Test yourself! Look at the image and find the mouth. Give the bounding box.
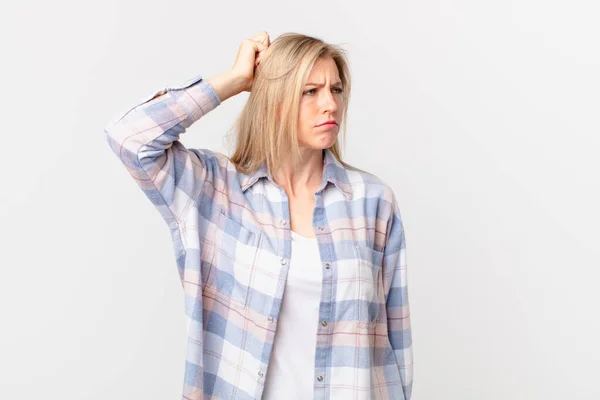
[317,121,338,127]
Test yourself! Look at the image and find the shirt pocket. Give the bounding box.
[205,209,262,309]
[354,244,385,326]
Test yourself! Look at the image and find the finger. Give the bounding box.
[251,40,268,52]
[252,33,270,48]
[252,31,269,41]
[255,53,263,67]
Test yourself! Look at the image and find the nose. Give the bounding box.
[320,88,339,114]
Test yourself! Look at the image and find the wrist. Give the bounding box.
[206,70,247,102]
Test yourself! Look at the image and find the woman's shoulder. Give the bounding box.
[343,163,398,204]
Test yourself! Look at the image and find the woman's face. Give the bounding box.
[297,56,344,150]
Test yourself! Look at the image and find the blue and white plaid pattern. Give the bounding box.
[104,74,413,399]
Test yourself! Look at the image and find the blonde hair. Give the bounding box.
[228,32,355,176]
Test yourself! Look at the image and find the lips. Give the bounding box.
[317,120,338,127]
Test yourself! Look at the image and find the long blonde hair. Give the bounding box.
[229,32,354,176]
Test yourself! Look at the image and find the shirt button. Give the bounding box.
[280,258,287,265]
[316,375,324,382]
[258,370,264,378]
[318,226,325,231]
[321,321,328,327]
[324,263,331,270]
[281,219,287,225]
[267,316,274,323]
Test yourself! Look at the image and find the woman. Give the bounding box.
[105,31,413,400]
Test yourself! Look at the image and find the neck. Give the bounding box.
[273,148,324,196]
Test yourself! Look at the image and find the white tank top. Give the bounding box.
[262,230,323,399]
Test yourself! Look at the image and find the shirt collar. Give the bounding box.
[240,148,353,200]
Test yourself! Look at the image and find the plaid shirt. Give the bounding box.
[104,74,413,399]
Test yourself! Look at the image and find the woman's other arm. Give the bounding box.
[384,195,414,399]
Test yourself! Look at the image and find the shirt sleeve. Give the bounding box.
[104,75,221,228]
[383,197,414,399]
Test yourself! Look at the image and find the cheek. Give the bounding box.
[296,125,310,144]
[297,109,312,132]
[298,105,310,121]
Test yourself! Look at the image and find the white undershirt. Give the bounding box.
[262,230,323,399]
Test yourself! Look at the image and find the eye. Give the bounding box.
[303,87,344,95]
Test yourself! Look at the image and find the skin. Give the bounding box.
[207,32,344,238]
[273,56,343,238]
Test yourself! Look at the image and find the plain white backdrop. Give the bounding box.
[1,0,599,399]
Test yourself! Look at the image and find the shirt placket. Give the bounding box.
[313,189,334,399]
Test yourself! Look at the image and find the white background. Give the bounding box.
[1,0,599,399]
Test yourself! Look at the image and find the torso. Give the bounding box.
[286,190,317,238]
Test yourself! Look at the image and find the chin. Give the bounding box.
[299,132,338,150]
[302,140,335,151]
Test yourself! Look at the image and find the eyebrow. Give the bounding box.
[305,81,343,87]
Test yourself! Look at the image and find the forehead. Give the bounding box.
[307,57,340,81]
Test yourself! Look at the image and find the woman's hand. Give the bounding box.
[231,31,271,92]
